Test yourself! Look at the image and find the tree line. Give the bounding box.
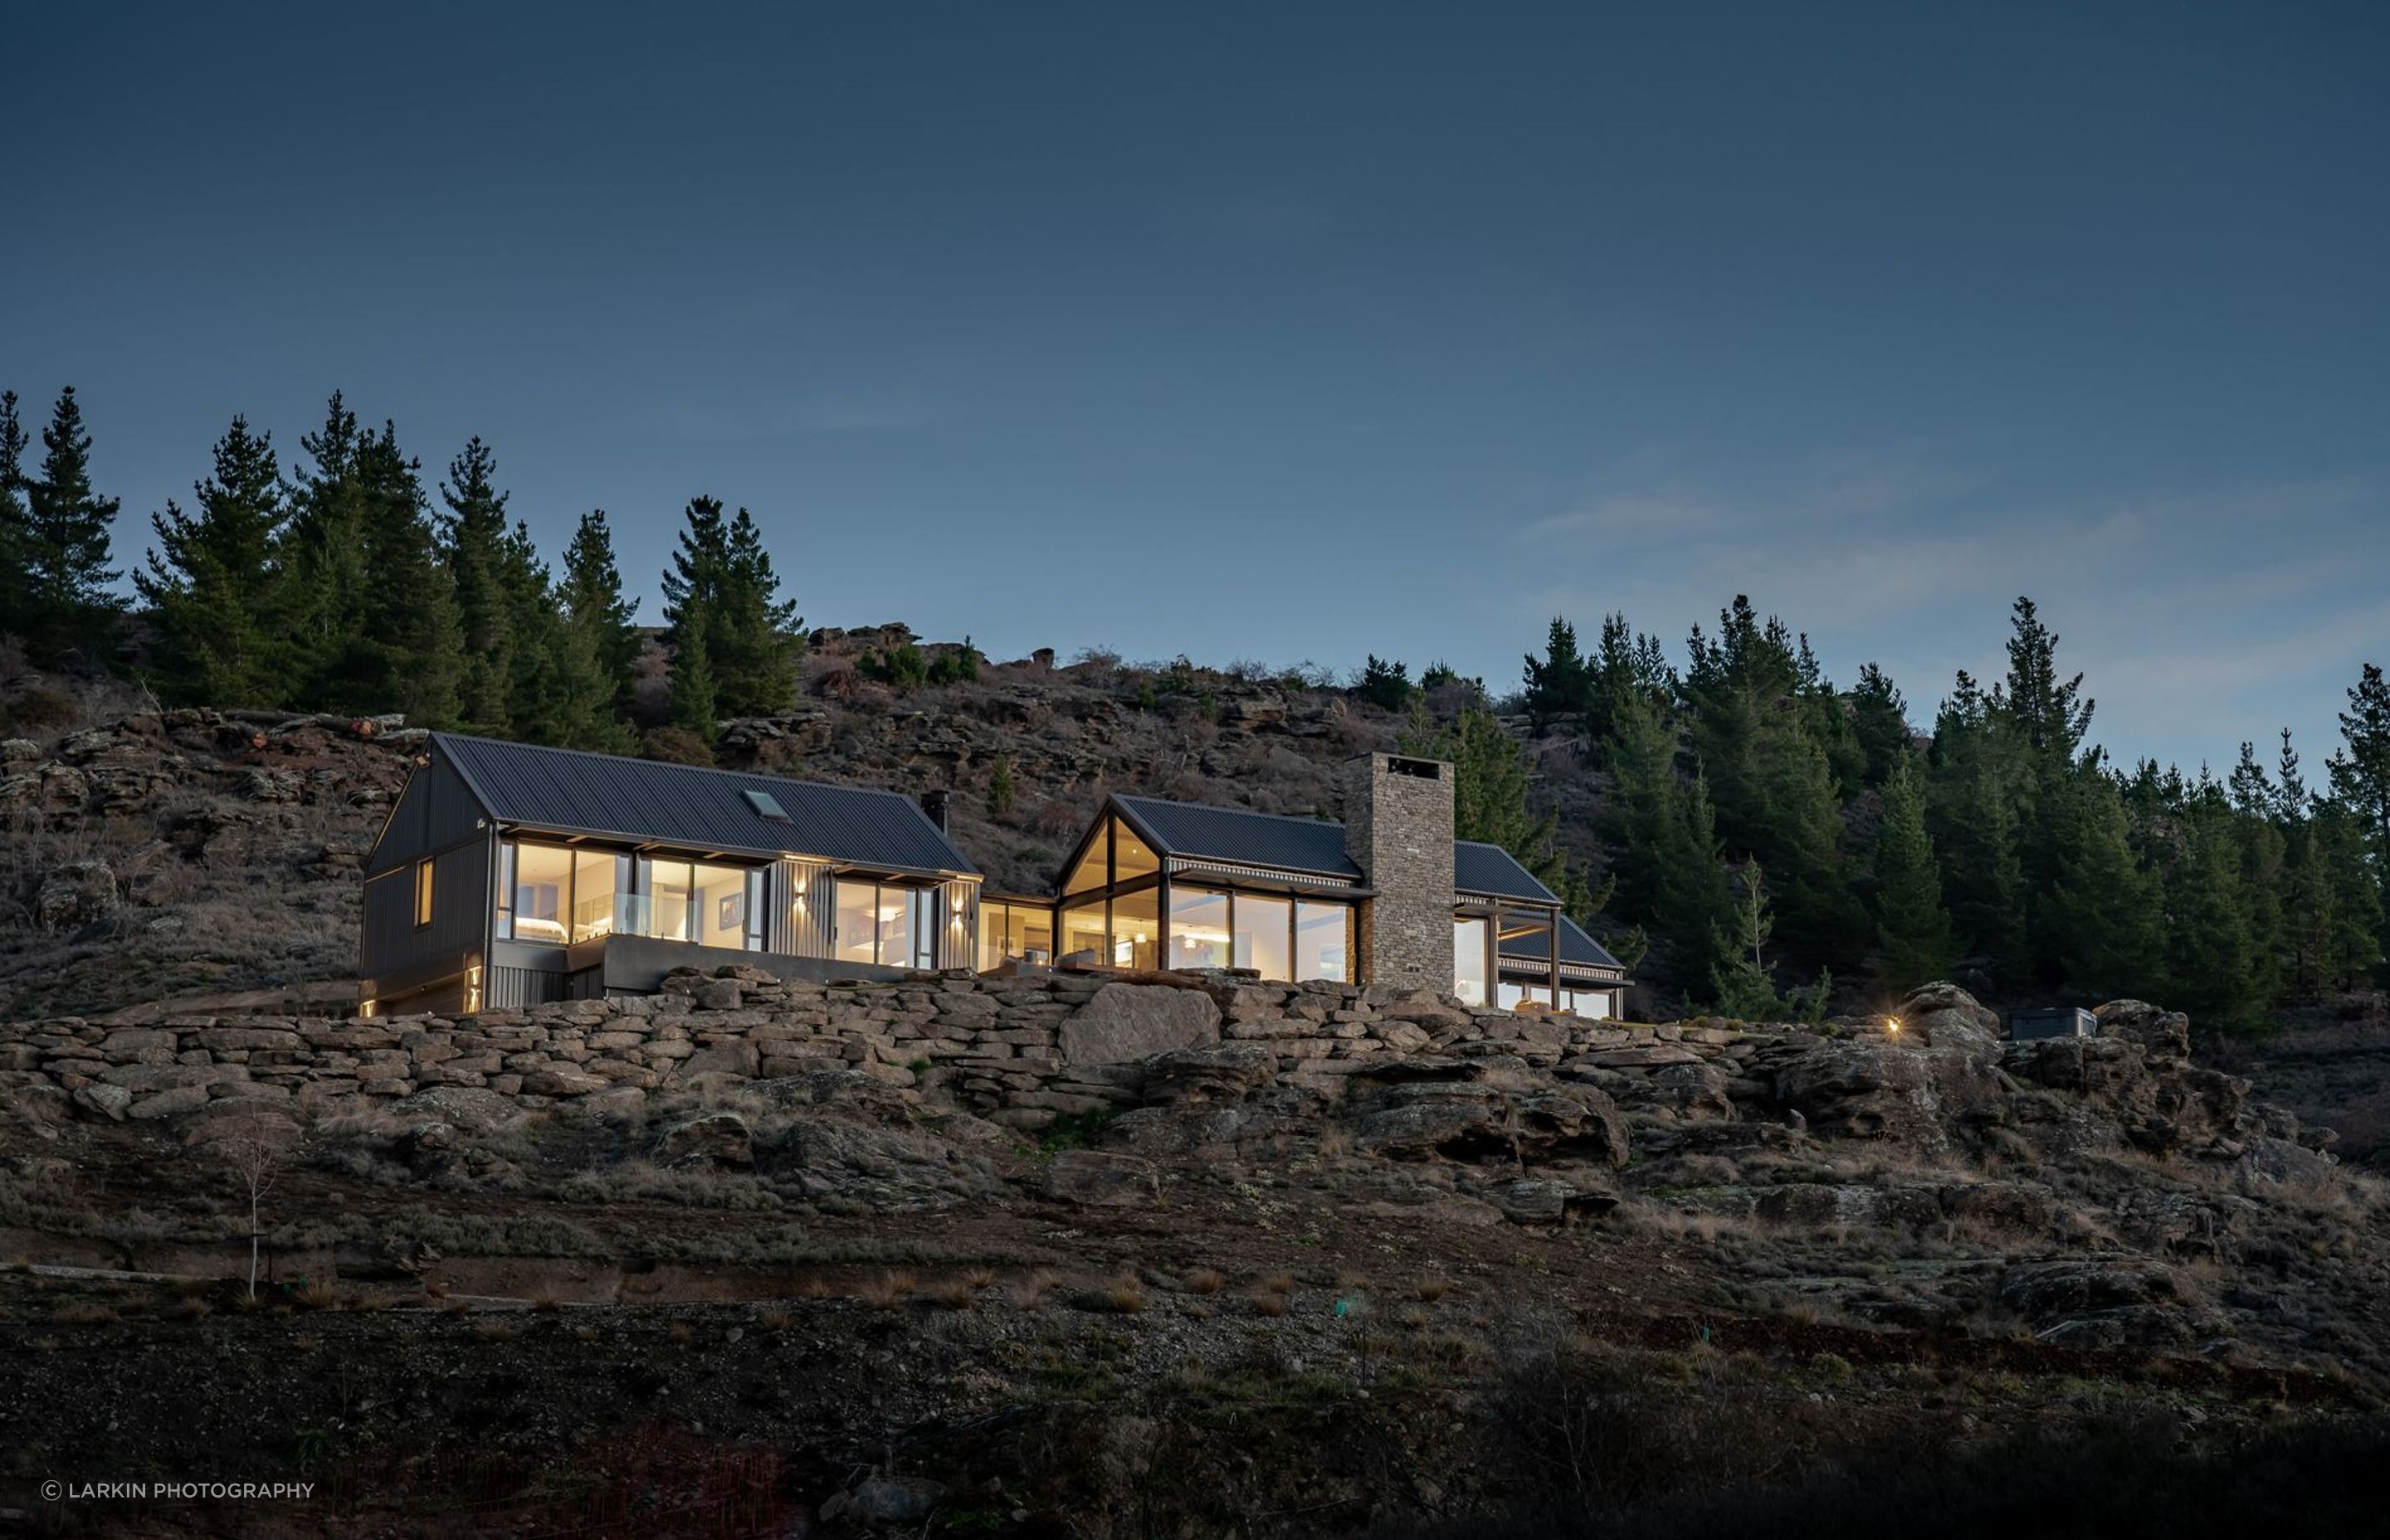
[1494,598,2387,1027]
[0,386,798,756]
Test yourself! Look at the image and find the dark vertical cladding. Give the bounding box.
[367,748,487,876]
[361,832,493,1003]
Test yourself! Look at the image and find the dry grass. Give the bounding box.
[1317,1125,1354,1158]
[1415,1272,1452,1303]
[294,1278,339,1311]
[857,1271,915,1308]
[922,1278,978,1311]
[797,1275,835,1300]
[1185,1268,1226,1295]
[755,1306,794,1333]
[1260,1273,1296,1296]
[1252,1291,1290,1318]
[1012,1270,1060,1309]
[1102,1276,1147,1313]
[529,1289,566,1313]
[473,1319,515,1343]
[52,1299,118,1324]
[666,1319,695,1345]
[172,1295,212,1321]
[962,1267,998,1290]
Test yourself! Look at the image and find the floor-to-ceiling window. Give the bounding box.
[1110,887,1160,969]
[1294,900,1350,984]
[978,899,1056,971]
[1453,917,1490,1006]
[832,877,939,967]
[1235,894,1293,980]
[1167,888,1232,969]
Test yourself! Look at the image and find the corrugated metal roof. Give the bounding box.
[1500,914,1627,974]
[432,733,979,876]
[1112,795,1363,880]
[1454,840,1562,904]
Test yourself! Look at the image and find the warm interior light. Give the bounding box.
[1885,1016,1902,1034]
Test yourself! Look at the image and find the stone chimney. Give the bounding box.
[1343,752,1455,992]
[919,789,950,831]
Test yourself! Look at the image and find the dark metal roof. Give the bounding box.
[1112,795,1363,880]
[1500,914,1627,975]
[430,733,979,877]
[1454,841,1561,904]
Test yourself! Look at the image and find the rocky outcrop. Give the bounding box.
[1059,982,1222,1066]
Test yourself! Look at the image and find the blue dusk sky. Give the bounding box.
[5,2,2384,773]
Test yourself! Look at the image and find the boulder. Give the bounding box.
[2232,1134,2336,1192]
[72,1082,133,1121]
[1514,1087,1631,1167]
[1139,1043,1279,1104]
[654,1110,754,1167]
[1772,1040,2000,1150]
[1059,982,1221,1067]
[1041,1148,1160,1207]
[822,1474,942,1527]
[521,1067,610,1097]
[37,860,118,932]
[1491,1177,1617,1226]
[2095,999,2192,1063]
[1897,982,2003,1053]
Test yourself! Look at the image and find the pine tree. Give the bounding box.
[667,621,719,741]
[2312,797,2386,989]
[987,755,1017,821]
[1354,654,1415,711]
[558,509,641,721]
[1847,662,1913,787]
[1870,753,1953,992]
[278,392,373,692]
[2330,662,2390,941]
[21,386,123,665]
[1710,860,1783,1019]
[2163,803,2268,1034]
[2041,768,2162,1000]
[1585,612,1675,755]
[1924,670,2027,977]
[346,421,461,725]
[1397,702,1589,914]
[1521,616,1590,730]
[0,392,31,627]
[136,416,290,705]
[2226,741,2288,1001]
[441,436,517,733]
[661,496,802,719]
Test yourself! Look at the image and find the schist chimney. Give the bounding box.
[1341,752,1455,991]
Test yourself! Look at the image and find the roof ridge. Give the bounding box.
[1115,792,1344,830]
[434,731,919,804]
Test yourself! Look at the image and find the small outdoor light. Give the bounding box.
[1885,1016,1902,1036]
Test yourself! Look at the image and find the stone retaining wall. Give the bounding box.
[0,965,1754,1127]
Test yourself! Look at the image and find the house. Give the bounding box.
[358,733,982,1016]
[977,753,1631,1018]
[359,741,1632,1019]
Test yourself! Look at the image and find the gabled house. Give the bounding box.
[360,739,1632,1019]
[977,753,1632,1018]
[358,733,981,1016]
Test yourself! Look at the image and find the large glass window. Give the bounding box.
[1295,901,1349,983]
[1061,900,1108,964]
[1168,888,1232,970]
[1110,888,1159,970]
[572,849,622,943]
[1063,837,1107,894]
[1453,917,1490,1006]
[1236,894,1293,981]
[511,843,574,943]
[1562,989,1613,1021]
[646,859,696,943]
[978,900,1056,971]
[1112,821,1160,883]
[692,862,749,949]
[835,880,878,964]
[832,879,939,967]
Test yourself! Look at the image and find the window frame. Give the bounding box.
[413,859,435,929]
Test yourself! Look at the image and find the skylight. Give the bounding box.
[742,789,789,821]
